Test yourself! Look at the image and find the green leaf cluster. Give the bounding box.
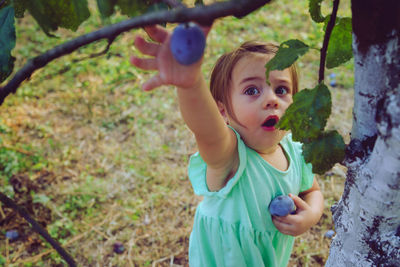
[309,0,353,68]
[17,0,91,35]
[278,83,331,141]
[265,0,352,174]
[265,39,309,82]
[96,0,168,19]
[277,83,345,174]
[0,0,168,83]
[325,16,352,68]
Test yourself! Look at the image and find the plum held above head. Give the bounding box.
[170,22,206,65]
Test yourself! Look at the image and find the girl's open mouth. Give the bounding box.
[262,115,279,131]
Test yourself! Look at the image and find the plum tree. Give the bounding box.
[0,0,399,266]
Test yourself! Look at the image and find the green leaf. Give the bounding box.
[265,39,309,81]
[278,83,331,141]
[24,0,90,35]
[96,0,116,18]
[302,130,345,174]
[96,0,164,19]
[116,0,152,17]
[9,0,27,18]
[309,0,325,23]
[146,2,169,14]
[195,0,204,5]
[326,17,353,68]
[0,5,16,83]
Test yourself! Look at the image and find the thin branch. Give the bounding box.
[319,0,340,84]
[0,0,271,105]
[83,35,117,60]
[0,192,77,267]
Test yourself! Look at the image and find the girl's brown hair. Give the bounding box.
[210,41,299,124]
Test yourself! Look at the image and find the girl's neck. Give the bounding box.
[257,144,289,172]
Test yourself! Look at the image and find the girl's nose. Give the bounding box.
[263,91,278,109]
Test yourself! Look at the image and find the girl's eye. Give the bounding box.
[275,86,289,95]
[244,87,260,96]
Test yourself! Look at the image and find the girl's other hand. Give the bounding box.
[130,24,211,91]
[271,193,320,236]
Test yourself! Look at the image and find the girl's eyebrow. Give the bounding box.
[270,77,292,84]
[239,76,263,85]
[240,76,292,86]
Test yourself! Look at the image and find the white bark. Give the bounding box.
[326,32,400,266]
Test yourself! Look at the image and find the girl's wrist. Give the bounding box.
[178,73,206,91]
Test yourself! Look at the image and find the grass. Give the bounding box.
[0,0,353,266]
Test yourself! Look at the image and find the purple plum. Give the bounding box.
[170,22,206,65]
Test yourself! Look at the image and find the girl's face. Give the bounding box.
[221,53,294,154]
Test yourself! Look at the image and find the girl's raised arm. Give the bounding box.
[131,25,238,190]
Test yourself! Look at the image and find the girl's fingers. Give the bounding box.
[130,56,158,71]
[272,218,292,235]
[144,25,169,43]
[272,215,291,224]
[289,193,309,211]
[134,35,160,57]
[142,74,164,91]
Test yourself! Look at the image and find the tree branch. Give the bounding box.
[318,0,340,83]
[0,0,271,105]
[0,192,77,267]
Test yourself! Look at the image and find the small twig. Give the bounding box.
[14,210,119,265]
[0,202,6,219]
[81,220,111,241]
[1,143,34,155]
[318,0,340,83]
[0,192,77,267]
[76,35,118,61]
[6,239,10,266]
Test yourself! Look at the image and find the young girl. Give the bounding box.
[131,25,324,266]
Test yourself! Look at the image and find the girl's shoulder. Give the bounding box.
[280,133,303,154]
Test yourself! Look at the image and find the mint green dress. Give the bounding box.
[188,128,314,267]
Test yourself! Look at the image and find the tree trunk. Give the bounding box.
[326,0,400,266]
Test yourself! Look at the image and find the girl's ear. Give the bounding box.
[217,101,229,124]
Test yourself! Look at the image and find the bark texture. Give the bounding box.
[326,0,400,266]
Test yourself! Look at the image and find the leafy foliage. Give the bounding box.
[278,83,332,142]
[302,130,345,174]
[271,0,352,174]
[20,0,90,35]
[265,39,309,81]
[0,5,16,83]
[96,0,167,18]
[326,17,352,68]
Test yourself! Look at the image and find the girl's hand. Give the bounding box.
[130,24,211,91]
[271,193,320,236]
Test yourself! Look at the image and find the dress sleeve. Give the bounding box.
[188,126,247,198]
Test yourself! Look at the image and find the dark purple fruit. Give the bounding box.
[170,22,206,65]
[113,242,125,254]
[5,230,19,241]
